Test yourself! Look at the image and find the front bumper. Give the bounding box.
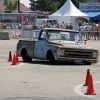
[56,57,98,64]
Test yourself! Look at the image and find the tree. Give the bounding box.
[57,0,82,9]
[80,0,94,2]
[3,0,18,13]
[29,0,93,13]
[49,2,58,14]
[29,0,35,11]
[29,0,59,12]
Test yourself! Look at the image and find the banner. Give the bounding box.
[75,18,84,25]
[23,16,29,25]
[79,3,100,11]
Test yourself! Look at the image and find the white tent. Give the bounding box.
[49,0,89,24]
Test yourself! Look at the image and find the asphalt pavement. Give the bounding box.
[0,39,100,100]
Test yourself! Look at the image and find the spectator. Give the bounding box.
[32,24,37,30]
[18,24,22,30]
[12,24,17,30]
[87,23,92,40]
[50,24,56,28]
[68,23,73,30]
[91,23,97,40]
[62,22,65,28]
[0,23,2,29]
[95,23,100,40]
[80,24,86,39]
[2,23,6,29]
[85,23,89,40]
[73,23,79,31]
[60,24,63,29]
[65,23,69,29]
[56,24,60,28]
[39,23,43,29]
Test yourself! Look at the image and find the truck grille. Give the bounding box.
[64,49,93,58]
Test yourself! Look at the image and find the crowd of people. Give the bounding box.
[37,22,100,40]
[0,21,100,40]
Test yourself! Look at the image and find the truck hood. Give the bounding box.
[48,40,97,50]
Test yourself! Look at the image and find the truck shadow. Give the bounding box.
[20,60,85,66]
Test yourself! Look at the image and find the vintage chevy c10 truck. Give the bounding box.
[16,28,99,65]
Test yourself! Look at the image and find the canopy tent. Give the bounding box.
[83,12,100,18]
[82,12,100,21]
[94,14,100,20]
[49,0,89,24]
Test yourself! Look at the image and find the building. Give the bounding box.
[0,0,31,12]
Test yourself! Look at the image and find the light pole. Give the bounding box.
[34,0,37,12]
[18,0,20,12]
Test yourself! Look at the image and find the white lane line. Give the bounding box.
[74,81,100,98]
[0,63,24,68]
[74,84,96,98]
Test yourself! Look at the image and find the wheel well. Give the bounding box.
[21,48,27,56]
[46,50,52,60]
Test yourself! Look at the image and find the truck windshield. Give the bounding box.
[48,30,82,42]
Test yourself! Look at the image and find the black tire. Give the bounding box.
[22,49,32,62]
[84,62,91,65]
[49,52,55,64]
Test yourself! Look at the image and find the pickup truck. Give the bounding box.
[16,28,99,65]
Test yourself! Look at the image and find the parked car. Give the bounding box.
[34,19,58,26]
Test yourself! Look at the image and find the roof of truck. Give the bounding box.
[42,28,79,32]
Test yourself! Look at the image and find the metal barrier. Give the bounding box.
[0,32,10,40]
[0,29,100,40]
[80,31,100,40]
[20,30,33,38]
[0,29,21,38]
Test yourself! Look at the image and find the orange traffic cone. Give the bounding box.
[15,51,19,64]
[84,40,86,45]
[11,54,17,65]
[83,69,90,86]
[8,51,12,62]
[85,74,96,95]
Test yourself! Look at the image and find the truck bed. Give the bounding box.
[17,39,37,58]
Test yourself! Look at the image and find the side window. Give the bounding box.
[39,30,47,40]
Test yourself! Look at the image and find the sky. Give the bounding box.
[20,0,30,8]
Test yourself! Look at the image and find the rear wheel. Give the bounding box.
[49,52,55,64]
[22,49,32,62]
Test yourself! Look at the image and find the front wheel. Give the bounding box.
[49,52,55,64]
[84,62,91,65]
[22,49,32,62]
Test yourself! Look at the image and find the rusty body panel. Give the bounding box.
[17,39,36,58]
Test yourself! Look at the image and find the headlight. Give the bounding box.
[92,52,98,58]
[58,49,64,56]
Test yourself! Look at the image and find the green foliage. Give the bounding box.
[29,0,95,13]
[50,2,58,14]
[81,0,94,2]
[29,0,34,11]
[3,0,17,13]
